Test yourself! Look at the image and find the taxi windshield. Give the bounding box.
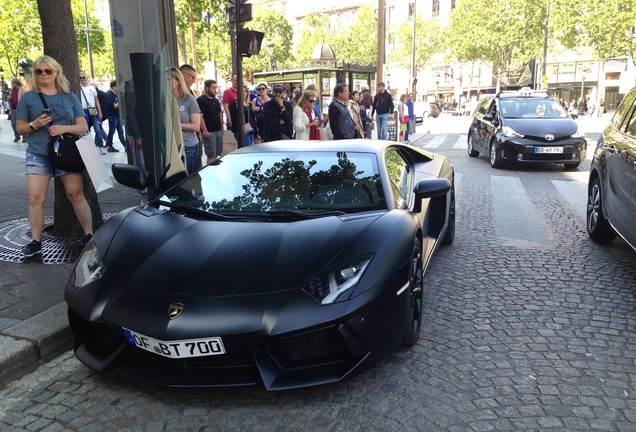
[500,98,569,119]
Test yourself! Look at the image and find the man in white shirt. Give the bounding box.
[79,72,106,154]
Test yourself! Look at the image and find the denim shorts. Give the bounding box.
[25,151,74,176]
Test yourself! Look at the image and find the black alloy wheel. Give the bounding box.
[403,240,424,347]
[467,133,479,157]
[489,140,502,168]
[586,176,617,242]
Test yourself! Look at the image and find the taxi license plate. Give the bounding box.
[123,328,225,359]
[535,147,563,154]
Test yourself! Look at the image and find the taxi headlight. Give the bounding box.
[71,241,105,289]
[502,126,524,138]
[302,254,373,305]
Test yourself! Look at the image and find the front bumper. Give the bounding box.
[497,136,587,164]
[66,266,410,390]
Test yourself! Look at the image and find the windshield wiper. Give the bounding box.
[156,200,244,221]
[264,209,347,220]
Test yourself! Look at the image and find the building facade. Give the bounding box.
[252,0,636,112]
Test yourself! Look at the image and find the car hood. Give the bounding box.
[101,208,382,298]
[503,118,578,138]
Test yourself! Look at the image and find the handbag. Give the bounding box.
[244,105,254,134]
[38,93,85,172]
[49,134,86,172]
[80,87,98,116]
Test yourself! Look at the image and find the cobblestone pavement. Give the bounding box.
[2,119,636,431]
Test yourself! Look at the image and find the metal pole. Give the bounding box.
[84,0,94,78]
[541,2,549,79]
[234,4,245,148]
[377,0,385,84]
[410,0,417,101]
[189,0,197,70]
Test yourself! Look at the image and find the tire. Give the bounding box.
[442,185,455,245]
[402,240,424,347]
[467,133,479,157]
[489,140,502,169]
[586,176,617,242]
[423,111,430,118]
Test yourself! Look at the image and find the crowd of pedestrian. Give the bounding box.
[5,52,423,257]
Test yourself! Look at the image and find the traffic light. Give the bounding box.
[227,0,252,24]
[238,30,264,57]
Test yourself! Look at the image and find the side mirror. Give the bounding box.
[570,113,579,120]
[413,178,451,213]
[112,163,148,190]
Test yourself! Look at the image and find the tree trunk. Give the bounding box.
[37,0,104,238]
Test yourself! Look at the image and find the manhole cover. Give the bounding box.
[0,215,112,264]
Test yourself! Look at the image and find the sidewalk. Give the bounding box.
[0,115,139,386]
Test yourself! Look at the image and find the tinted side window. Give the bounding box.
[612,89,636,131]
[385,149,412,209]
[477,98,493,115]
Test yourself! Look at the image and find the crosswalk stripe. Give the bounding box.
[423,135,445,148]
[491,175,548,243]
[453,136,466,149]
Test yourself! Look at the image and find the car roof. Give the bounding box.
[496,88,551,100]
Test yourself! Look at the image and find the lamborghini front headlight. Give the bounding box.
[71,241,105,289]
[302,254,373,305]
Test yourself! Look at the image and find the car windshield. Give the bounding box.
[499,98,569,119]
[158,151,387,216]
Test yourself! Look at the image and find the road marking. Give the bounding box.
[491,176,548,243]
[423,135,445,148]
[453,135,466,149]
[551,179,588,222]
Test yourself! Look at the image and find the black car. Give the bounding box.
[65,140,455,390]
[467,89,587,169]
[586,86,636,252]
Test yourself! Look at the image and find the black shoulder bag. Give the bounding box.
[38,93,85,173]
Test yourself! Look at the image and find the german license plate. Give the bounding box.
[123,328,225,359]
[535,147,563,154]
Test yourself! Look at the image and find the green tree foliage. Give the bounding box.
[389,15,441,73]
[330,5,377,65]
[549,0,636,60]
[174,0,233,78]
[294,13,330,67]
[294,6,377,68]
[242,8,293,73]
[71,0,107,76]
[445,0,545,73]
[0,0,42,77]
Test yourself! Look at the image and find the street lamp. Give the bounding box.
[580,74,586,107]
[435,72,440,102]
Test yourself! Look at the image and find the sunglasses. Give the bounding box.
[79,76,87,80]
[258,87,267,90]
[35,68,54,76]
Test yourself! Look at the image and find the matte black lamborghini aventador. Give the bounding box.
[65,140,455,390]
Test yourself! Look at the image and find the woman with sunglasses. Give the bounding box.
[14,55,93,258]
[251,83,270,143]
[293,90,322,140]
